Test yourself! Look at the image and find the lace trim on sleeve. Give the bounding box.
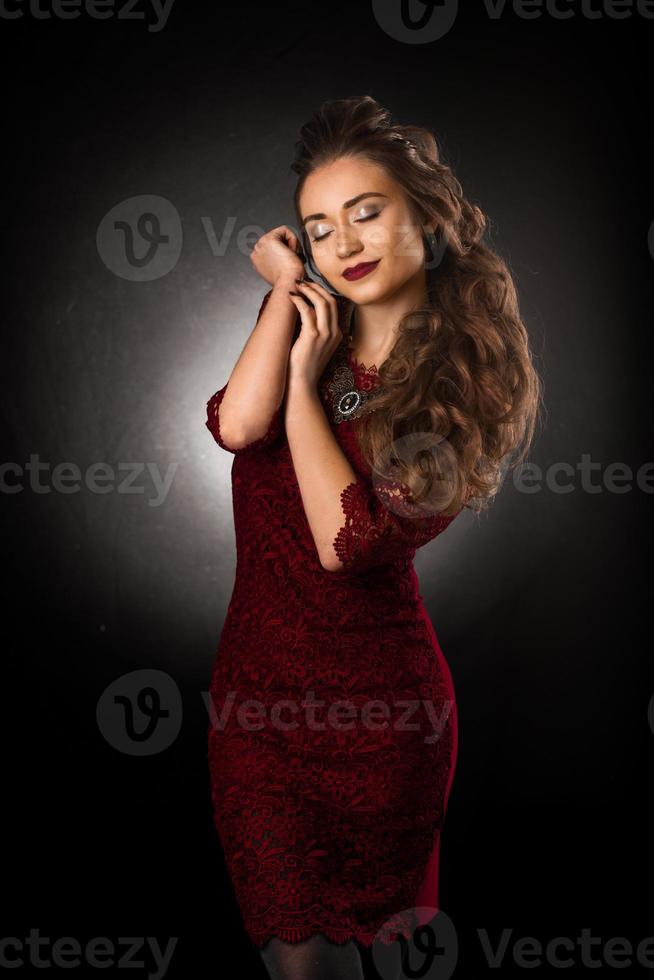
[331,476,457,574]
[206,383,283,454]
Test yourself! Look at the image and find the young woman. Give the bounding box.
[205,95,543,980]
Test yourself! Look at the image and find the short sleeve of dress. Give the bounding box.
[205,289,283,455]
[328,474,464,575]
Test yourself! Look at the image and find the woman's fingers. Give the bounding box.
[294,281,337,335]
[297,278,334,302]
[294,281,326,311]
[288,283,316,313]
[297,279,338,319]
[289,289,317,318]
[288,293,319,345]
[288,290,316,323]
[272,225,298,250]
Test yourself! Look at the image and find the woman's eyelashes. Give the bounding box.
[311,210,381,244]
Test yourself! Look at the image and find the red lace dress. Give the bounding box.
[205,289,465,949]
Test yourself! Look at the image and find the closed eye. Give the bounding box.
[311,211,380,244]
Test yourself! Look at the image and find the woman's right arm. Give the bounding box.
[217,225,305,449]
[217,279,298,449]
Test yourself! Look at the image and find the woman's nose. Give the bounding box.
[335,231,362,257]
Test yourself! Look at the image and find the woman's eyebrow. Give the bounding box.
[301,192,389,227]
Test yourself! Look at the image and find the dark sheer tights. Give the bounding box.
[259,934,366,980]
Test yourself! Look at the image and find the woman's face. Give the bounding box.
[299,155,431,303]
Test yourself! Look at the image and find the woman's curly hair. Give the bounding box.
[291,95,545,518]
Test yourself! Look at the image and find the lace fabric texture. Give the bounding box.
[205,289,463,949]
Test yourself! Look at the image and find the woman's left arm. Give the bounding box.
[286,378,461,574]
[284,378,359,571]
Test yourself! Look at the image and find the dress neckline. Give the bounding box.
[346,344,380,377]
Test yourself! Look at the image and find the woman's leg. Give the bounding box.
[259,933,365,980]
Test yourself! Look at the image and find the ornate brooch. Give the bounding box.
[327,345,386,425]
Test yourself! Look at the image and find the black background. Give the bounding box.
[2,1,652,977]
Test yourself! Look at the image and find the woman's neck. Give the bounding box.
[346,277,428,370]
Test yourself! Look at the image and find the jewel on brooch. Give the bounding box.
[328,345,385,424]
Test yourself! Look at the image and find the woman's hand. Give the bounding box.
[250,225,306,287]
[287,280,344,389]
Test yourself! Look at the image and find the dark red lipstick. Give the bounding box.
[342,259,380,281]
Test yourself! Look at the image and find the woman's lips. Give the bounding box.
[343,259,380,281]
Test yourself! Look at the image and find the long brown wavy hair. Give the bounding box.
[291,95,544,519]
